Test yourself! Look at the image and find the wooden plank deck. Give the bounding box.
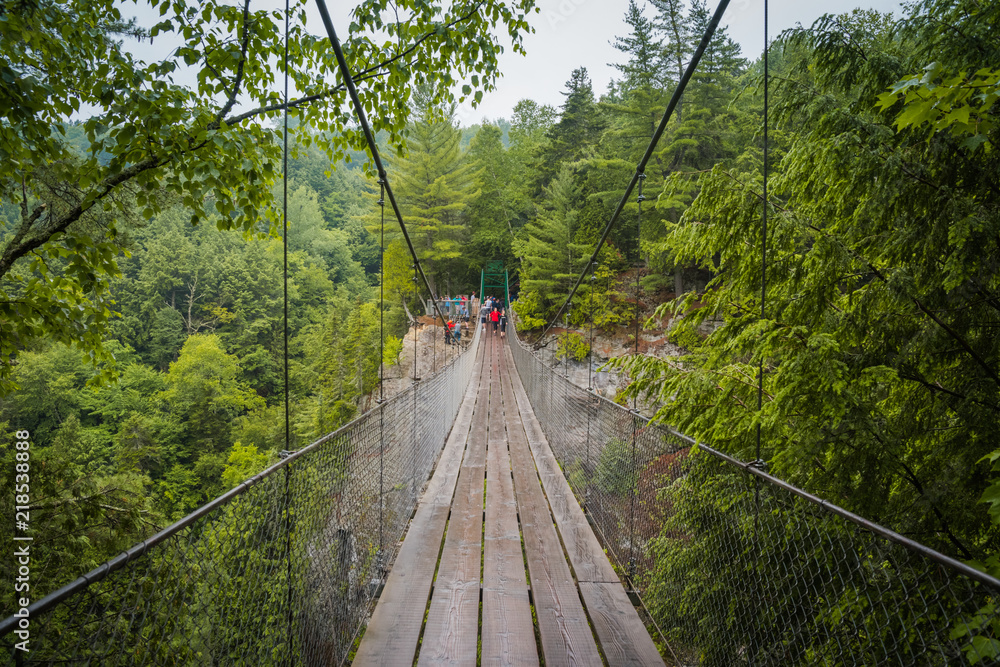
[354,334,664,666]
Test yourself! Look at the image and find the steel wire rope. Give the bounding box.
[312,0,454,350]
[585,262,596,509]
[756,0,770,470]
[281,0,295,658]
[750,5,770,664]
[625,173,647,588]
[377,179,386,578]
[532,0,732,345]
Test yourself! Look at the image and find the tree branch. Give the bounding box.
[0,157,163,278]
[0,5,494,284]
[214,0,253,125]
[895,457,974,560]
[910,296,1000,387]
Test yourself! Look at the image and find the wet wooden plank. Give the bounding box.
[503,344,665,666]
[418,464,485,666]
[418,343,491,666]
[579,582,665,666]
[483,342,538,666]
[498,350,603,667]
[502,347,617,585]
[353,502,450,667]
[354,338,487,667]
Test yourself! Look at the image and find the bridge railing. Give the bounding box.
[1,323,482,666]
[509,320,1000,666]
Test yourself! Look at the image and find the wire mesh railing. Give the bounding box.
[508,319,1000,666]
[1,324,482,666]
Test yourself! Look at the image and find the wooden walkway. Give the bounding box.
[353,335,664,666]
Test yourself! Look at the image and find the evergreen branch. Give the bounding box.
[909,297,1000,387]
[894,457,974,560]
[897,372,968,402]
[718,169,1000,389]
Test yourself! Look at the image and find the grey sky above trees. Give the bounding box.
[118,0,904,126]
[467,0,904,124]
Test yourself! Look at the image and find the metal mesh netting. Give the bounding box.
[1,324,481,666]
[508,321,1000,666]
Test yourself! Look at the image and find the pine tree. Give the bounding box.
[390,89,478,293]
[604,1,671,165]
[685,0,746,122]
[466,124,525,273]
[514,164,590,318]
[610,0,664,92]
[535,68,604,190]
[650,0,691,113]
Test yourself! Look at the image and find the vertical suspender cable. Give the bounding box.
[587,264,596,393]
[377,179,386,574]
[533,0,732,345]
[752,4,770,664]
[413,267,420,383]
[633,174,646,392]
[585,262,596,508]
[379,180,386,403]
[412,264,419,500]
[281,0,294,659]
[756,0,769,469]
[626,173,646,588]
[282,4,291,458]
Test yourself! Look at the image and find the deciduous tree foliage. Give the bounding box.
[0,0,537,393]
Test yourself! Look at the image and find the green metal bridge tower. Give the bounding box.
[479,260,509,304]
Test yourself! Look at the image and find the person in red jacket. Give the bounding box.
[490,308,499,334]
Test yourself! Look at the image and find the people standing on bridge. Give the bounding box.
[499,309,507,339]
[480,300,489,330]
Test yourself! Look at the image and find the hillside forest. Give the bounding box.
[1,0,999,630]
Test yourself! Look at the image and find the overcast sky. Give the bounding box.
[122,0,906,127]
[460,0,906,124]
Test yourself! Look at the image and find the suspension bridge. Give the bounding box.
[3,0,999,663]
[3,316,999,665]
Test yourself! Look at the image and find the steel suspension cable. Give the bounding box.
[750,5,770,660]
[313,0,453,340]
[377,178,386,574]
[626,172,646,587]
[585,263,595,507]
[281,0,294,657]
[282,0,291,454]
[756,0,770,468]
[533,0,732,344]
[379,180,386,404]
